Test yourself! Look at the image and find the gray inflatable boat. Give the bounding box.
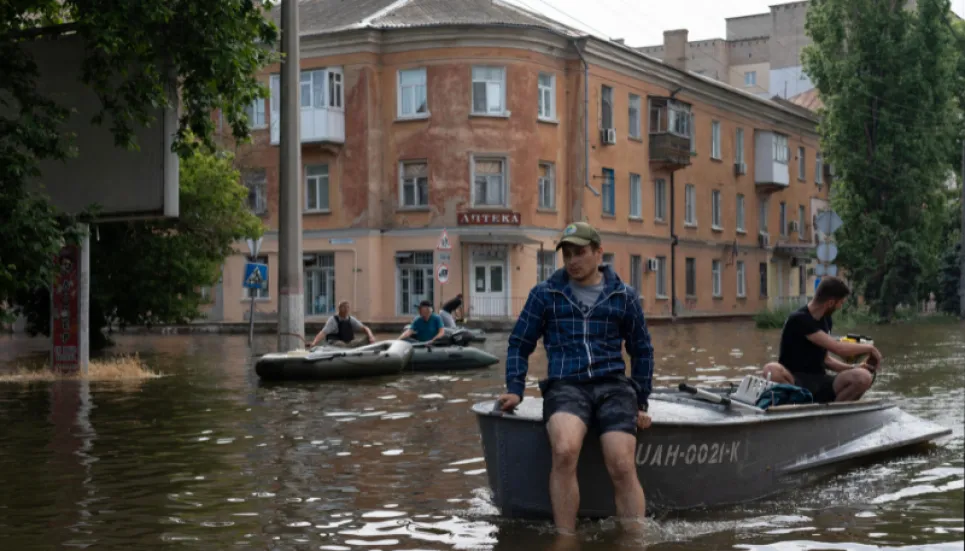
[407,342,499,371]
[472,375,951,518]
[255,340,414,381]
[402,325,486,345]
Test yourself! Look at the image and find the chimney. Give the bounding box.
[663,29,688,70]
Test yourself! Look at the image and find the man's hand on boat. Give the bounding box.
[496,393,521,412]
[637,410,652,430]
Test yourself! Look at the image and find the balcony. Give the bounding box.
[270,68,345,145]
[648,97,692,171]
[754,130,790,192]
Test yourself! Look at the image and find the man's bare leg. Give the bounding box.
[762,362,794,384]
[546,412,588,535]
[600,430,646,533]
[833,368,873,402]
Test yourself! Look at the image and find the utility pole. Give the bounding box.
[278,0,304,351]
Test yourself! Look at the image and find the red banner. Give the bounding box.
[52,245,81,372]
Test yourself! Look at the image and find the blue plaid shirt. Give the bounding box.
[506,264,655,410]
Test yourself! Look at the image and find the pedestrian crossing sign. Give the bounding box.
[244,262,269,290]
[437,228,452,251]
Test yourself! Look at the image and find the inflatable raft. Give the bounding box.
[401,325,487,345]
[255,340,414,381]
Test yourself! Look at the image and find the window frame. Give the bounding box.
[304,163,331,213]
[684,183,697,226]
[656,256,668,298]
[537,72,556,121]
[736,127,745,164]
[737,260,746,298]
[736,193,746,233]
[628,93,641,139]
[798,146,806,180]
[471,66,507,116]
[629,173,642,219]
[399,160,430,209]
[654,179,667,222]
[711,189,722,230]
[685,257,696,297]
[602,168,616,216]
[601,85,614,129]
[538,161,555,210]
[711,120,721,160]
[712,260,722,298]
[470,154,509,207]
[397,67,428,119]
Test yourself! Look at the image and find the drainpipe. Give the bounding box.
[572,38,599,223]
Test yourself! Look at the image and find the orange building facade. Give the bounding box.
[203,19,829,326]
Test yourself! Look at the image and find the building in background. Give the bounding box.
[203,0,830,326]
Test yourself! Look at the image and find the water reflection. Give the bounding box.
[0,320,962,550]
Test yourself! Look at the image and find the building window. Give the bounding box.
[304,253,335,316]
[736,128,745,164]
[656,256,667,298]
[816,152,824,184]
[538,162,555,210]
[602,168,615,215]
[396,251,434,315]
[538,72,555,120]
[798,146,806,180]
[780,201,788,236]
[400,161,429,208]
[712,260,722,298]
[689,113,697,154]
[654,179,667,221]
[684,184,696,225]
[629,173,642,219]
[246,255,269,300]
[628,94,641,139]
[398,68,428,118]
[601,85,613,129]
[300,70,323,108]
[737,261,746,298]
[759,197,769,233]
[759,262,768,298]
[736,193,746,232]
[774,134,789,164]
[711,190,722,229]
[538,250,556,281]
[472,66,506,115]
[630,255,642,293]
[329,70,343,108]
[305,164,330,212]
[745,71,757,87]
[246,99,266,128]
[472,156,507,207]
[685,258,696,297]
[243,169,267,215]
[798,205,806,237]
[711,120,721,160]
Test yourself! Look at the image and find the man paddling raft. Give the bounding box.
[496,222,655,536]
[309,300,376,349]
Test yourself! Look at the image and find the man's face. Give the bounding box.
[338,303,349,317]
[419,305,431,319]
[561,243,602,281]
[826,298,846,315]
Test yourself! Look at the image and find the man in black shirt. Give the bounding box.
[762,277,882,402]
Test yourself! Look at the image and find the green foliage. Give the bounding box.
[16,149,264,347]
[0,0,277,319]
[938,242,962,314]
[802,0,962,321]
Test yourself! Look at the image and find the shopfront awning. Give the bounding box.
[458,233,542,246]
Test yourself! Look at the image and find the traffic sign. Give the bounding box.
[814,277,821,291]
[438,251,451,263]
[437,229,452,251]
[827,264,838,277]
[816,242,838,263]
[815,210,843,235]
[244,262,268,289]
[246,237,263,258]
[814,264,826,276]
[436,263,450,284]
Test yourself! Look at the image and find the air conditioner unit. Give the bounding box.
[758,232,770,248]
[734,162,747,175]
[601,128,617,145]
[645,258,659,272]
[788,220,799,234]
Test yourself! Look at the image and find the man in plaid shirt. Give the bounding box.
[496,221,654,535]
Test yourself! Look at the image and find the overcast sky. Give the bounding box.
[504,0,965,46]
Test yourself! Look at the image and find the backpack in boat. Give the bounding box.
[755,384,814,409]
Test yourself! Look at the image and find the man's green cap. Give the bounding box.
[556,222,601,250]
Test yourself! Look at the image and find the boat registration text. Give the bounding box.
[635,441,742,467]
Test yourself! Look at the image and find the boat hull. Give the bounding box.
[408,344,499,371]
[472,392,951,518]
[255,340,413,381]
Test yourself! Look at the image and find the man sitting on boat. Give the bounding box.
[309,300,376,348]
[399,300,446,343]
[439,294,463,329]
[762,276,883,403]
[495,221,654,536]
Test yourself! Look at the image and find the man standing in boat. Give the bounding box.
[496,222,654,536]
[309,300,376,348]
[763,277,883,402]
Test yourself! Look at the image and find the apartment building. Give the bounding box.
[202,0,830,325]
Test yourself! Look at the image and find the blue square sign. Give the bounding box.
[244,262,269,290]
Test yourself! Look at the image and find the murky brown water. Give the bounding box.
[0,320,962,550]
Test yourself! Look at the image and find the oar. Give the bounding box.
[678,383,763,413]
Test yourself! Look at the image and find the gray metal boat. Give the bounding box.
[472,375,952,518]
[255,340,414,381]
[407,342,499,371]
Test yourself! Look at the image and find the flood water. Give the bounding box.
[0,320,962,550]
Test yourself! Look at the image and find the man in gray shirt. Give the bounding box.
[309,300,376,348]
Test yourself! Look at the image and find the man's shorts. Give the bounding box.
[793,372,837,403]
[539,373,640,435]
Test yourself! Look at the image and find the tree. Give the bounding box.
[803,0,961,320]
[15,148,264,348]
[1,0,277,319]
